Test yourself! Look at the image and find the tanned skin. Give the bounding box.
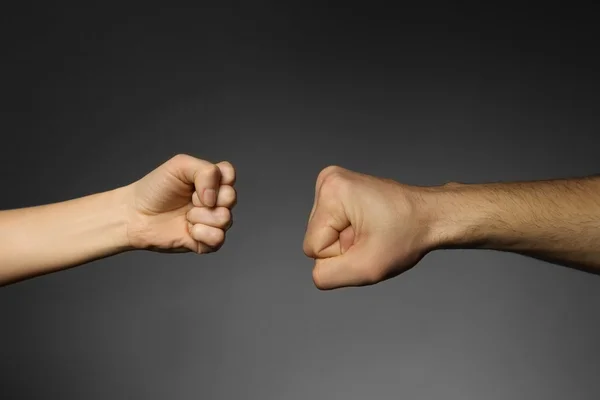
[303,167,600,290]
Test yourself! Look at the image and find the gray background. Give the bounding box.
[1,4,600,399]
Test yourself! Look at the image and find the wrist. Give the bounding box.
[93,184,137,253]
[414,182,491,251]
[103,185,137,253]
[119,183,155,251]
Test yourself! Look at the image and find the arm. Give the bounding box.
[303,167,600,290]
[422,176,600,272]
[0,154,237,286]
[0,188,132,285]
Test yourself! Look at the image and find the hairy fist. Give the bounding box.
[126,154,236,254]
[303,166,433,289]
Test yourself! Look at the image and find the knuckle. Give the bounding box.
[319,176,350,205]
[202,164,221,179]
[312,267,327,290]
[186,208,195,220]
[302,237,313,257]
[218,210,232,228]
[223,162,236,181]
[319,166,347,190]
[224,186,237,205]
[317,165,343,185]
[363,268,383,286]
[171,153,190,165]
[211,229,225,244]
[192,192,202,207]
[219,161,234,172]
[320,165,343,175]
[191,224,201,238]
[218,207,231,221]
[211,231,226,249]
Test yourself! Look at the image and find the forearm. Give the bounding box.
[420,176,600,271]
[0,186,133,285]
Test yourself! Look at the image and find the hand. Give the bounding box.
[125,154,237,254]
[303,166,434,289]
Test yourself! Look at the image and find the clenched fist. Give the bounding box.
[126,154,237,254]
[303,166,435,289]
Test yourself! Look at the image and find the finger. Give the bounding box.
[308,168,328,222]
[309,165,347,223]
[189,224,226,248]
[192,191,202,207]
[195,165,221,208]
[315,225,355,259]
[186,207,232,230]
[311,242,378,290]
[194,241,218,254]
[303,224,339,259]
[171,154,221,207]
[185,222,224,254]
[303,202,349,259]
[216,161,236,185]
[308,182,319,223]
[339,226,355,254]
[194,185,237,208]
[216,185,237,208]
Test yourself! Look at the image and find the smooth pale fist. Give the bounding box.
[185,162,236,253]
[127,154,237,254]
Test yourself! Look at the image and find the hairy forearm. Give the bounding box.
[420,176,600,271]
[0,187,133,285]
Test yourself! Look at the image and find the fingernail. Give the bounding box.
[204,189,216,207]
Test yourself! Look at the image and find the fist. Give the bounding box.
[303,166,433,289]
[126,154,237,254]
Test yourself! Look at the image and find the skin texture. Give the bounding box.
[303,166,600,290]
[2,156,599,290]
[0,154,236,286]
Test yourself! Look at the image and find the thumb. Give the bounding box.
[172,154,222,207]
[311,239,380,290]
[303,199,350,259]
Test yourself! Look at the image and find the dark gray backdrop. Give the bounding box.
[1,4,600,399]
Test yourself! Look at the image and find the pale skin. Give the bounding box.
[0,154,237,286]
[303,166,600,290]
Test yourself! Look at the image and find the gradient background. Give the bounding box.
[1,4,600,399]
